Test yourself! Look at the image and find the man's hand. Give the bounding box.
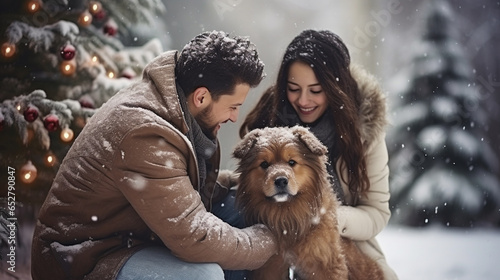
[217,169,240,190]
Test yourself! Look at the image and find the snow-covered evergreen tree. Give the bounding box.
[0,0,165,204]
[387,0,500,228]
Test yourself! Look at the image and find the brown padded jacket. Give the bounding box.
[31,50,277,280]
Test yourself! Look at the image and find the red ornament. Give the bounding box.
[43,114,60,131]
[79,95,95,109]
[93,9,106,21]
[23,106,39,122]
[121,67,136,79]
[103,20,118,36]
[60,44,76,60]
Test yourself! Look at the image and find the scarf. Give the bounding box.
[177,86,217,192]
[280,104,346,204]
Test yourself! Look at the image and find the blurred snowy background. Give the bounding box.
[164,0,500,279]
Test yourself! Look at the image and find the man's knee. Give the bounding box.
[195,263,225,280]
[117,246,225,280]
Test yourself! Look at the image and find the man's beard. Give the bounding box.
[195,103,218,139]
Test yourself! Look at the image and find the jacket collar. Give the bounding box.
[142,50,190,134]
[140,50,222,203]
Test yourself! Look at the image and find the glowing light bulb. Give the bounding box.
[78,11,93,27]
[20,160,37,184]
[45,152,57,167]
[107,71,115,79]
[60,60,76,76]
[60,127,74,142]
[1,42,16,58]
[89,1,102,14]
[27,0,41,13]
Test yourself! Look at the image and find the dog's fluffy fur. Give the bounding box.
[234,126,383,280]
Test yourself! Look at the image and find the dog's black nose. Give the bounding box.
[274,177,288,190]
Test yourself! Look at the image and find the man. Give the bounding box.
[31,31,276,280]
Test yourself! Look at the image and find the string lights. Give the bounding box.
[1,0,155,186]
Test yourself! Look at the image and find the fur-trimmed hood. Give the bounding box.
[350,64,388,148]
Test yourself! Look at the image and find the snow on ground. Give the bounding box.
[378,225,500,280]
[3,224,500,279]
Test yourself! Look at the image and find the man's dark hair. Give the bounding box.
[175,30,265,100]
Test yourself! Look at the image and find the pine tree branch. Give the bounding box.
[6,20,79,53]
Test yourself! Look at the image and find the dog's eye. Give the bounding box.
[260,161,270,169]
[288,160,296,167]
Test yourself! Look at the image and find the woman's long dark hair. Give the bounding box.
[241,30,370,200]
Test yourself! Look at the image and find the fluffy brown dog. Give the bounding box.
[234,126,383,280]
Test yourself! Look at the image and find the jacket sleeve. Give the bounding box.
[336,133,391,241]
[115,123,277,270]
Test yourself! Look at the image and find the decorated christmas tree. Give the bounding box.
[0,0,166,205]
[0,2,166,275]
[387,0,500,228]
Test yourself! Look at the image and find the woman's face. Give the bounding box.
[286,61,328,124]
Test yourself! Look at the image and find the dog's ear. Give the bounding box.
[292,125,328,156]
[233,129,261,159]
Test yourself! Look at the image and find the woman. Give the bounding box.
[240,29,398,279]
